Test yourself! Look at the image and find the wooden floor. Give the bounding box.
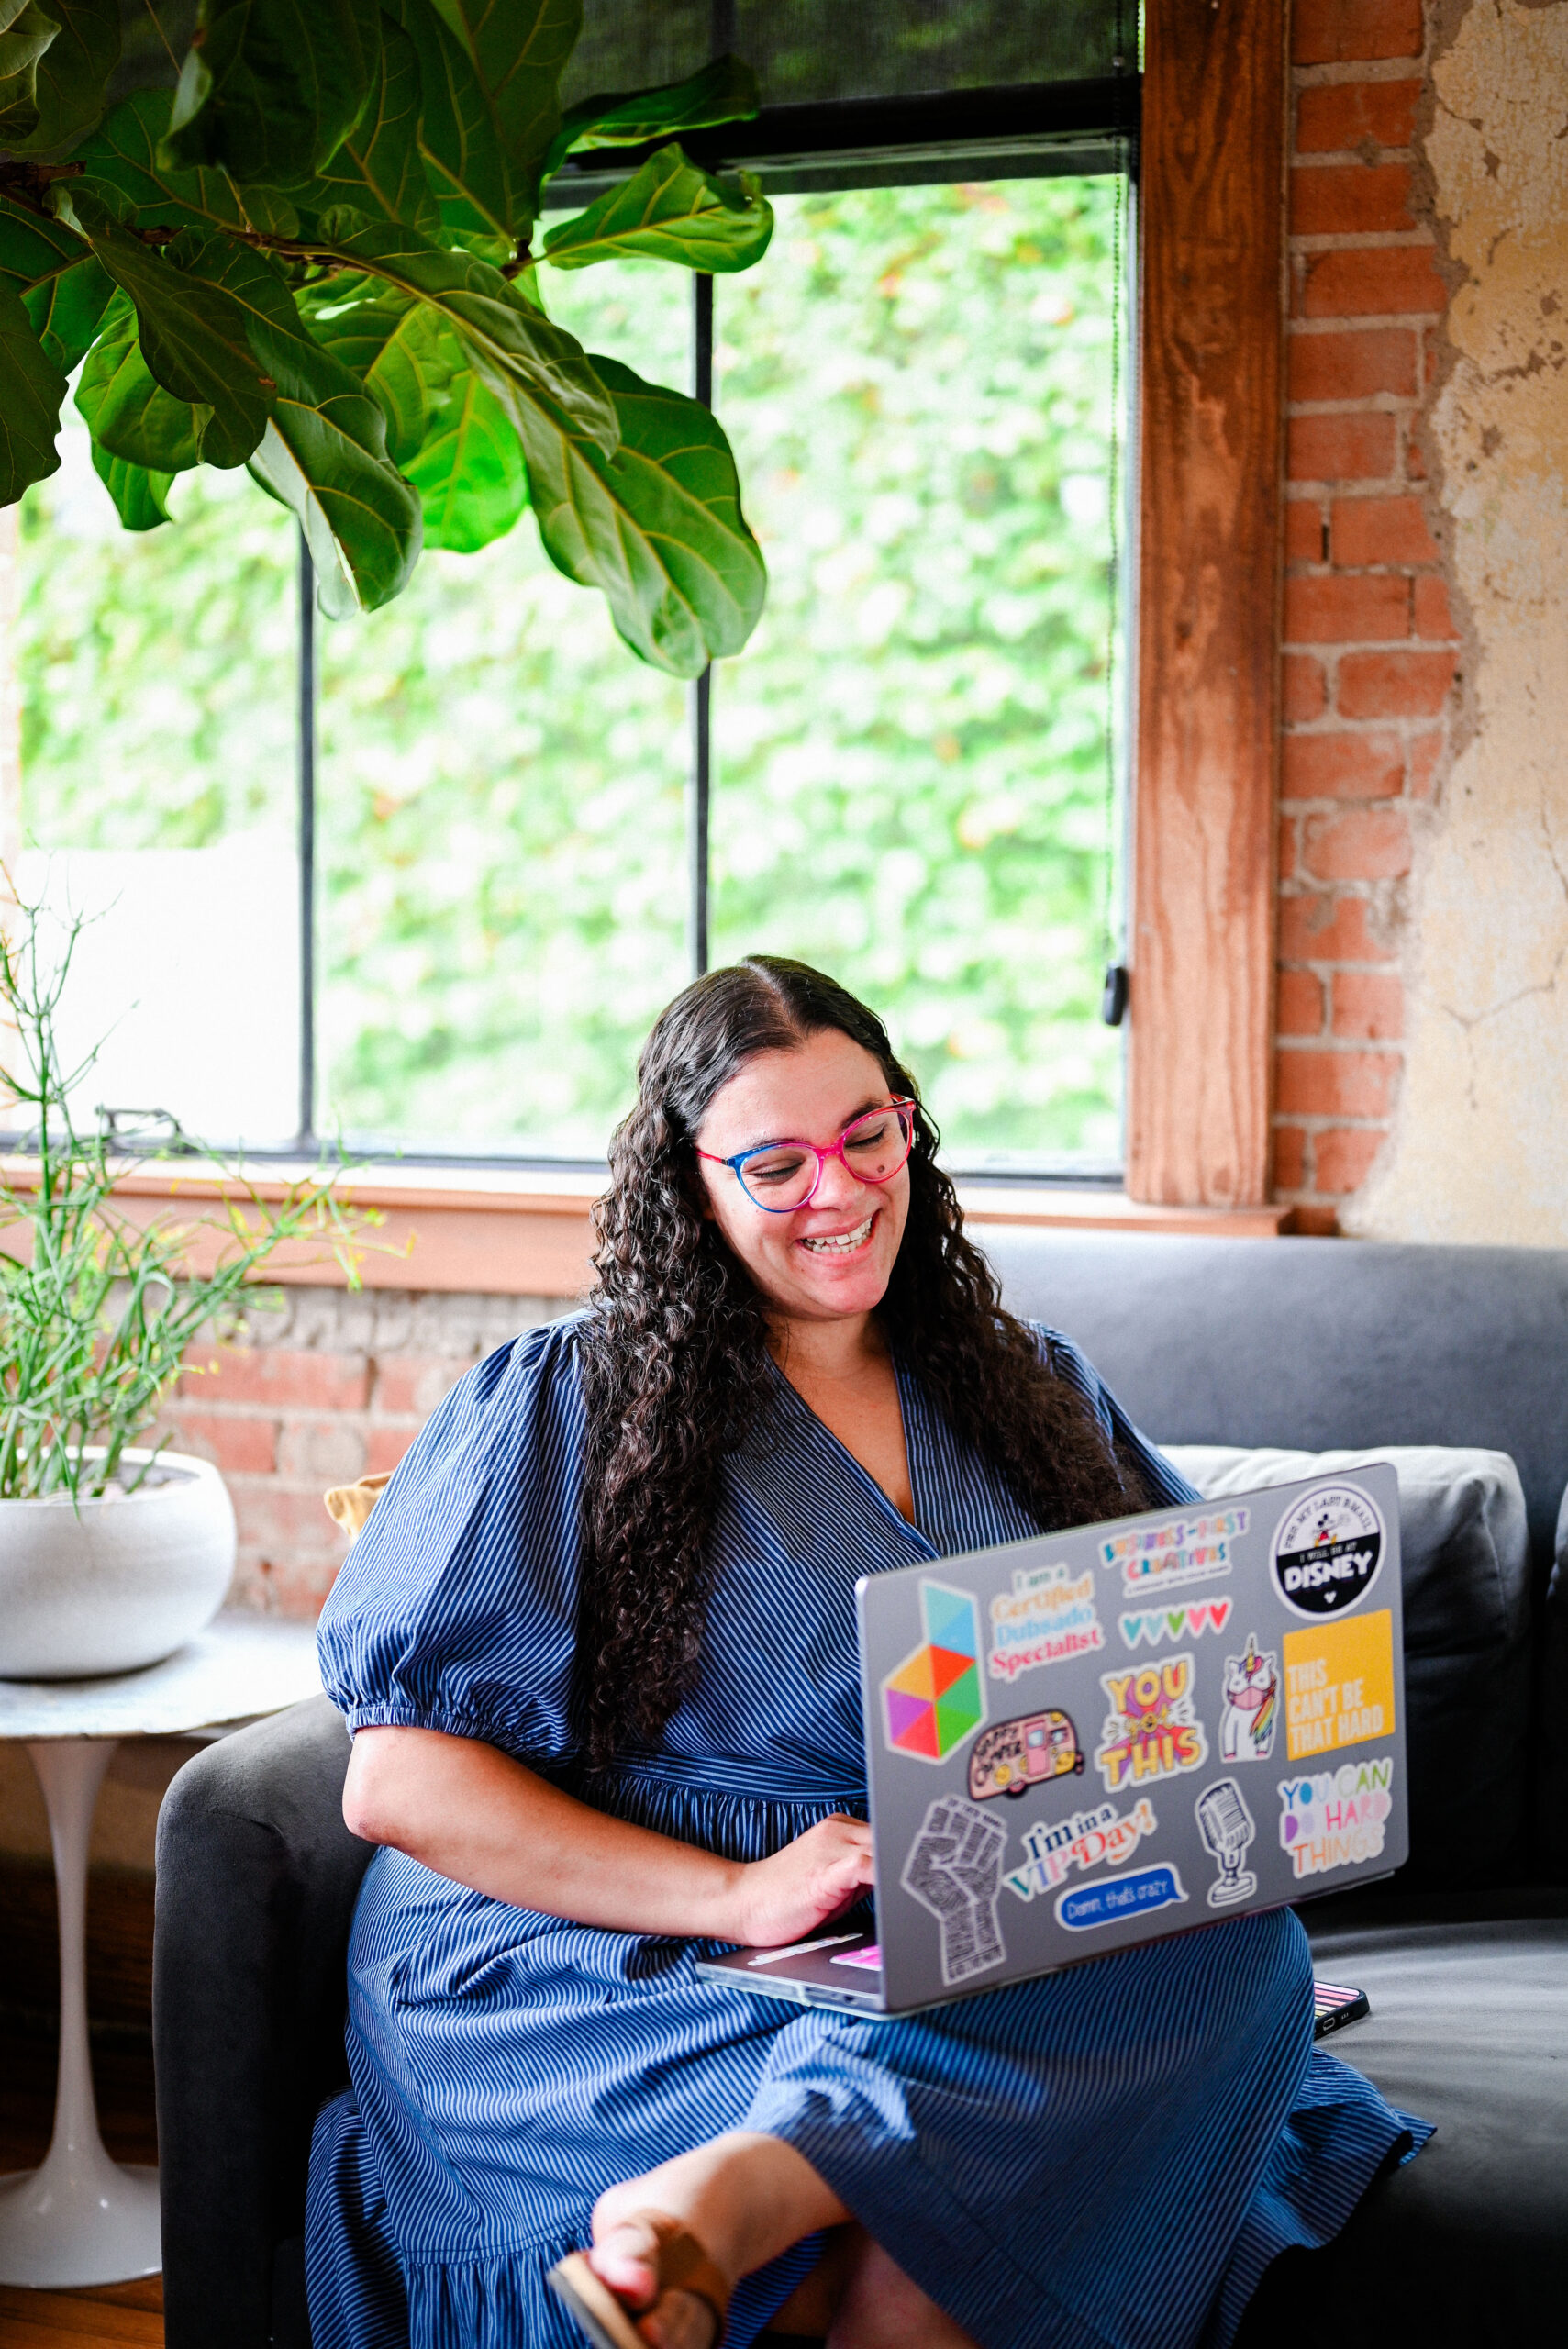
[0,2277,162,2348]
[0,2031,163,2349]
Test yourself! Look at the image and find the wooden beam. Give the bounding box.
[1128,0,1288,1207]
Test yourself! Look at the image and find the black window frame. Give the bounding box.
[92,72,1144,1177]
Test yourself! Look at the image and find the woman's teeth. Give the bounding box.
[800,1214,874,1255]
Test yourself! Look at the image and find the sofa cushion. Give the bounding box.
[1162,1446,1532,1888]
[1541,1482,1568,1880]
[1233,1913,1568,2344]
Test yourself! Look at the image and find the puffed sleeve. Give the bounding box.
[1032,1323,1202,1508]
[316,1316,587,1768]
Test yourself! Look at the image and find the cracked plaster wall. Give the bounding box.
[1350,0,1568,1241]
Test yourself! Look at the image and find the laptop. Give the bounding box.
[697,1464,1406,2019]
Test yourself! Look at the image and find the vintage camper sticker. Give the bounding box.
[882,1582,985,1764]
[1195,1778,1259,1907]
[1099,1508,1249,1598]
[1283,1611,1396,1761]
[1094,1654,1208,1793]
[1055,1863,1187,1932]
[1271,1484,1385,1618]
[1277,1754,1395,1880]
[1219,1638,1280,1762]
[1004,1797,1158,1904]
[1118,1595,1233,1651]
[901,1794,1008,1987]
[987,1561,1104,1682]
[969,1709,1085,1800]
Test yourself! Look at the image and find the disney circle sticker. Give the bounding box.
[1271,1485,1385,1619]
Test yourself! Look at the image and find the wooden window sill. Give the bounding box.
[3,1161,1297,1297]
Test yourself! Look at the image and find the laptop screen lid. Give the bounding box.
[858,1463,1407,2016]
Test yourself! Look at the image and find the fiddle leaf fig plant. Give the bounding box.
[0,890,373,1503]
[0,1,772,674]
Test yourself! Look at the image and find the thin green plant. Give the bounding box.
[0,886,373,1503]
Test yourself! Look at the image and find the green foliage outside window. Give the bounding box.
[18,176,1122,1164]
[322,176,1124,1161]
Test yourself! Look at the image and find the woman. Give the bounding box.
[308,958,1427,2349]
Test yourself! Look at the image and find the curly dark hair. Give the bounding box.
[574,956,1146,1767]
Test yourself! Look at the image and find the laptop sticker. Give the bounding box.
[1271,1483,1385,1617]
[1094,1655,1208,1793]
[1195,1778,1259,1907]
[1056,1864,1187,1932]
[900,1795,1008,1987]
[1118,1596,1233,1650]
[882,1583,986,1763]
[987,1562,1104,1683]
[1283,1611,1396,1761]
[1004,1797,1159,1904]
[1099,1508,1249,1598]
[830,1944,884,1970]
[1277,1755,1396,1879]
[1219,1638,1280,1762]
[969,1709,1085,1800]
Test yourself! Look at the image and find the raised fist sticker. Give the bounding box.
[900,1795,1008,1987]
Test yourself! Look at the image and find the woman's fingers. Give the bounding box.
[589,2217,662,2308]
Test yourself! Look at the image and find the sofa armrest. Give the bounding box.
[154,1696,372,2349]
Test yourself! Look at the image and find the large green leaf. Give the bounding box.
[75,291,205,470]
[431,0,579,222]
[0,1,60,146]
[0,276,66,504]
[91,441,175,529]
[405,340,527,551]
[325,217,617,454]
[516,351,764,677]
[544,146,772,274]
[163,0,383,187]
[177,236,421,614]
[0,188,87,290]
[75,290,206,469]
[72,91,276,238]
[387,0,510,243]
[4,0,117,157]
[66,192,273,467]
[306,284,454,466]
[23,253,113,371]
[305,17,437,232]
[541,54,758,182]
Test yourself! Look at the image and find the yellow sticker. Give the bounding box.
[1282,1610,1396,1762]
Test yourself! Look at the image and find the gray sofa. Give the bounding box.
[153,1236,1568,2348]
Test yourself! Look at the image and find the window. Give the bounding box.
[14,16,1136,1180]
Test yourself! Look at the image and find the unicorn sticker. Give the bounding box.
[1219,1638,1279,1762]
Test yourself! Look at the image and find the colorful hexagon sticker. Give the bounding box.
[882,1582,985,1763]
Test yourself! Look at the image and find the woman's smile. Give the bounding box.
[797,1209,878,1257]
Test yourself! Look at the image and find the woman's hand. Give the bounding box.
[720,1815,875,1950]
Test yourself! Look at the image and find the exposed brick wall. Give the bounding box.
[1275,0,1458,1233]
[161,1290,572,1619]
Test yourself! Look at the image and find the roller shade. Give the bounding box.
[555,3,1138,198]
[563,1,1133,111]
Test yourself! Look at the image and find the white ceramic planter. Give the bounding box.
[0,1451,237,1680]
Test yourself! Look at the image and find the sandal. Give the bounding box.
[549,2212,730,2349]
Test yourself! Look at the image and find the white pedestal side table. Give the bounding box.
[0,1612,323,2288]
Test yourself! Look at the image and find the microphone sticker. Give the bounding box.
[1195,1777,1258,1908]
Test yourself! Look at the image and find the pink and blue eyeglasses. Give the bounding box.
[696,1097,917,1213]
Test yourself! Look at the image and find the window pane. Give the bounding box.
[710,180,1125,1169]
[317,260,690,1157]
[17,406,299,1148]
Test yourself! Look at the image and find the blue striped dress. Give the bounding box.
[307,1317,1429,2349]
